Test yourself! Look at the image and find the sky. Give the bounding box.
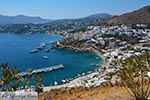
[0,0,150,19]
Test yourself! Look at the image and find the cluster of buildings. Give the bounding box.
[73,25,149,46]
[55,24,150,88]
[0,22,90,36]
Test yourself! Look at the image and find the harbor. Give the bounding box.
[18,64,64,76]
[0,33,102,86]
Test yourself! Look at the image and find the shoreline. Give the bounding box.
[43,47,110,92]
[93,49,110,69]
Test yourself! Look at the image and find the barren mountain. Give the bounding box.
[107,6,150,24]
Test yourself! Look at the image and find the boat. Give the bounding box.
[30,49,38,53]
[82,73,85,76]
[75,50,79,52]
[45,49,50,52]
[43,56,48,59]
[39,43,45,47]
[36,46,43,50]
[77,74,81,77]
[52,50,56,52]
[65,79,69,82]
[95,64,101,67]
[54,81,58,85]
[62,80,66,83]
[90,63,95,66]
[96,57,99,60]
[41,84,44,87]
[36,43,45,50]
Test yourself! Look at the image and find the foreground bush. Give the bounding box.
[114,52,150,100]
[0,63,43,92]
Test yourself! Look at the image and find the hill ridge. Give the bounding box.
[107,6,150,24]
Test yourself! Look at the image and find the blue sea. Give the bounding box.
[0,33,103,86]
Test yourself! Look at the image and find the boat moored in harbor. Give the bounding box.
[54,81,58,85]
[43,56,48,59]
[45,49,50,52]
[30,49,38,53]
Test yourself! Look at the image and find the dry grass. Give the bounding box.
[39,85,134,100]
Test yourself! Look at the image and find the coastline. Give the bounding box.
[42,47,110,92]
[0,33,107,92]
[93,49,110,69]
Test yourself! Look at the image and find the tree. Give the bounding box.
[33,74,43,93]
[0,63,20,91]
[114,52,150,100]
[0,64,43,92]
[19,68,33,90]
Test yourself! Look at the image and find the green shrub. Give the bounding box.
[114,52,150,100]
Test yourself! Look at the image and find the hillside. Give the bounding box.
[39,86,132,100]
[0,15,51,24]
[107,6,150,24]
[49,13,112,24]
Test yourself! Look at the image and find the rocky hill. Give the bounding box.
[107,6,150,24]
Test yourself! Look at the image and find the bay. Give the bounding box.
[0,33,103,86]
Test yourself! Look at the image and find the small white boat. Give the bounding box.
[54,81,58,85]
[75,50,79,52]
[96,57,99,60]
[82,73,85,76]
[77,74,81,77]
[43,56,48,59]
[30,49,38,53]
[62,80,66,83]
[52,50,56,52]
[66,79,69,82]
[90,63,95,66]
[39,43,45,47]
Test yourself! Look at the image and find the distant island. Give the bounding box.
[0,15,51,24]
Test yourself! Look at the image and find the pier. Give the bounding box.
[18,64,64,76]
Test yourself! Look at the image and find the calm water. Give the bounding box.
[0,33,103,86]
